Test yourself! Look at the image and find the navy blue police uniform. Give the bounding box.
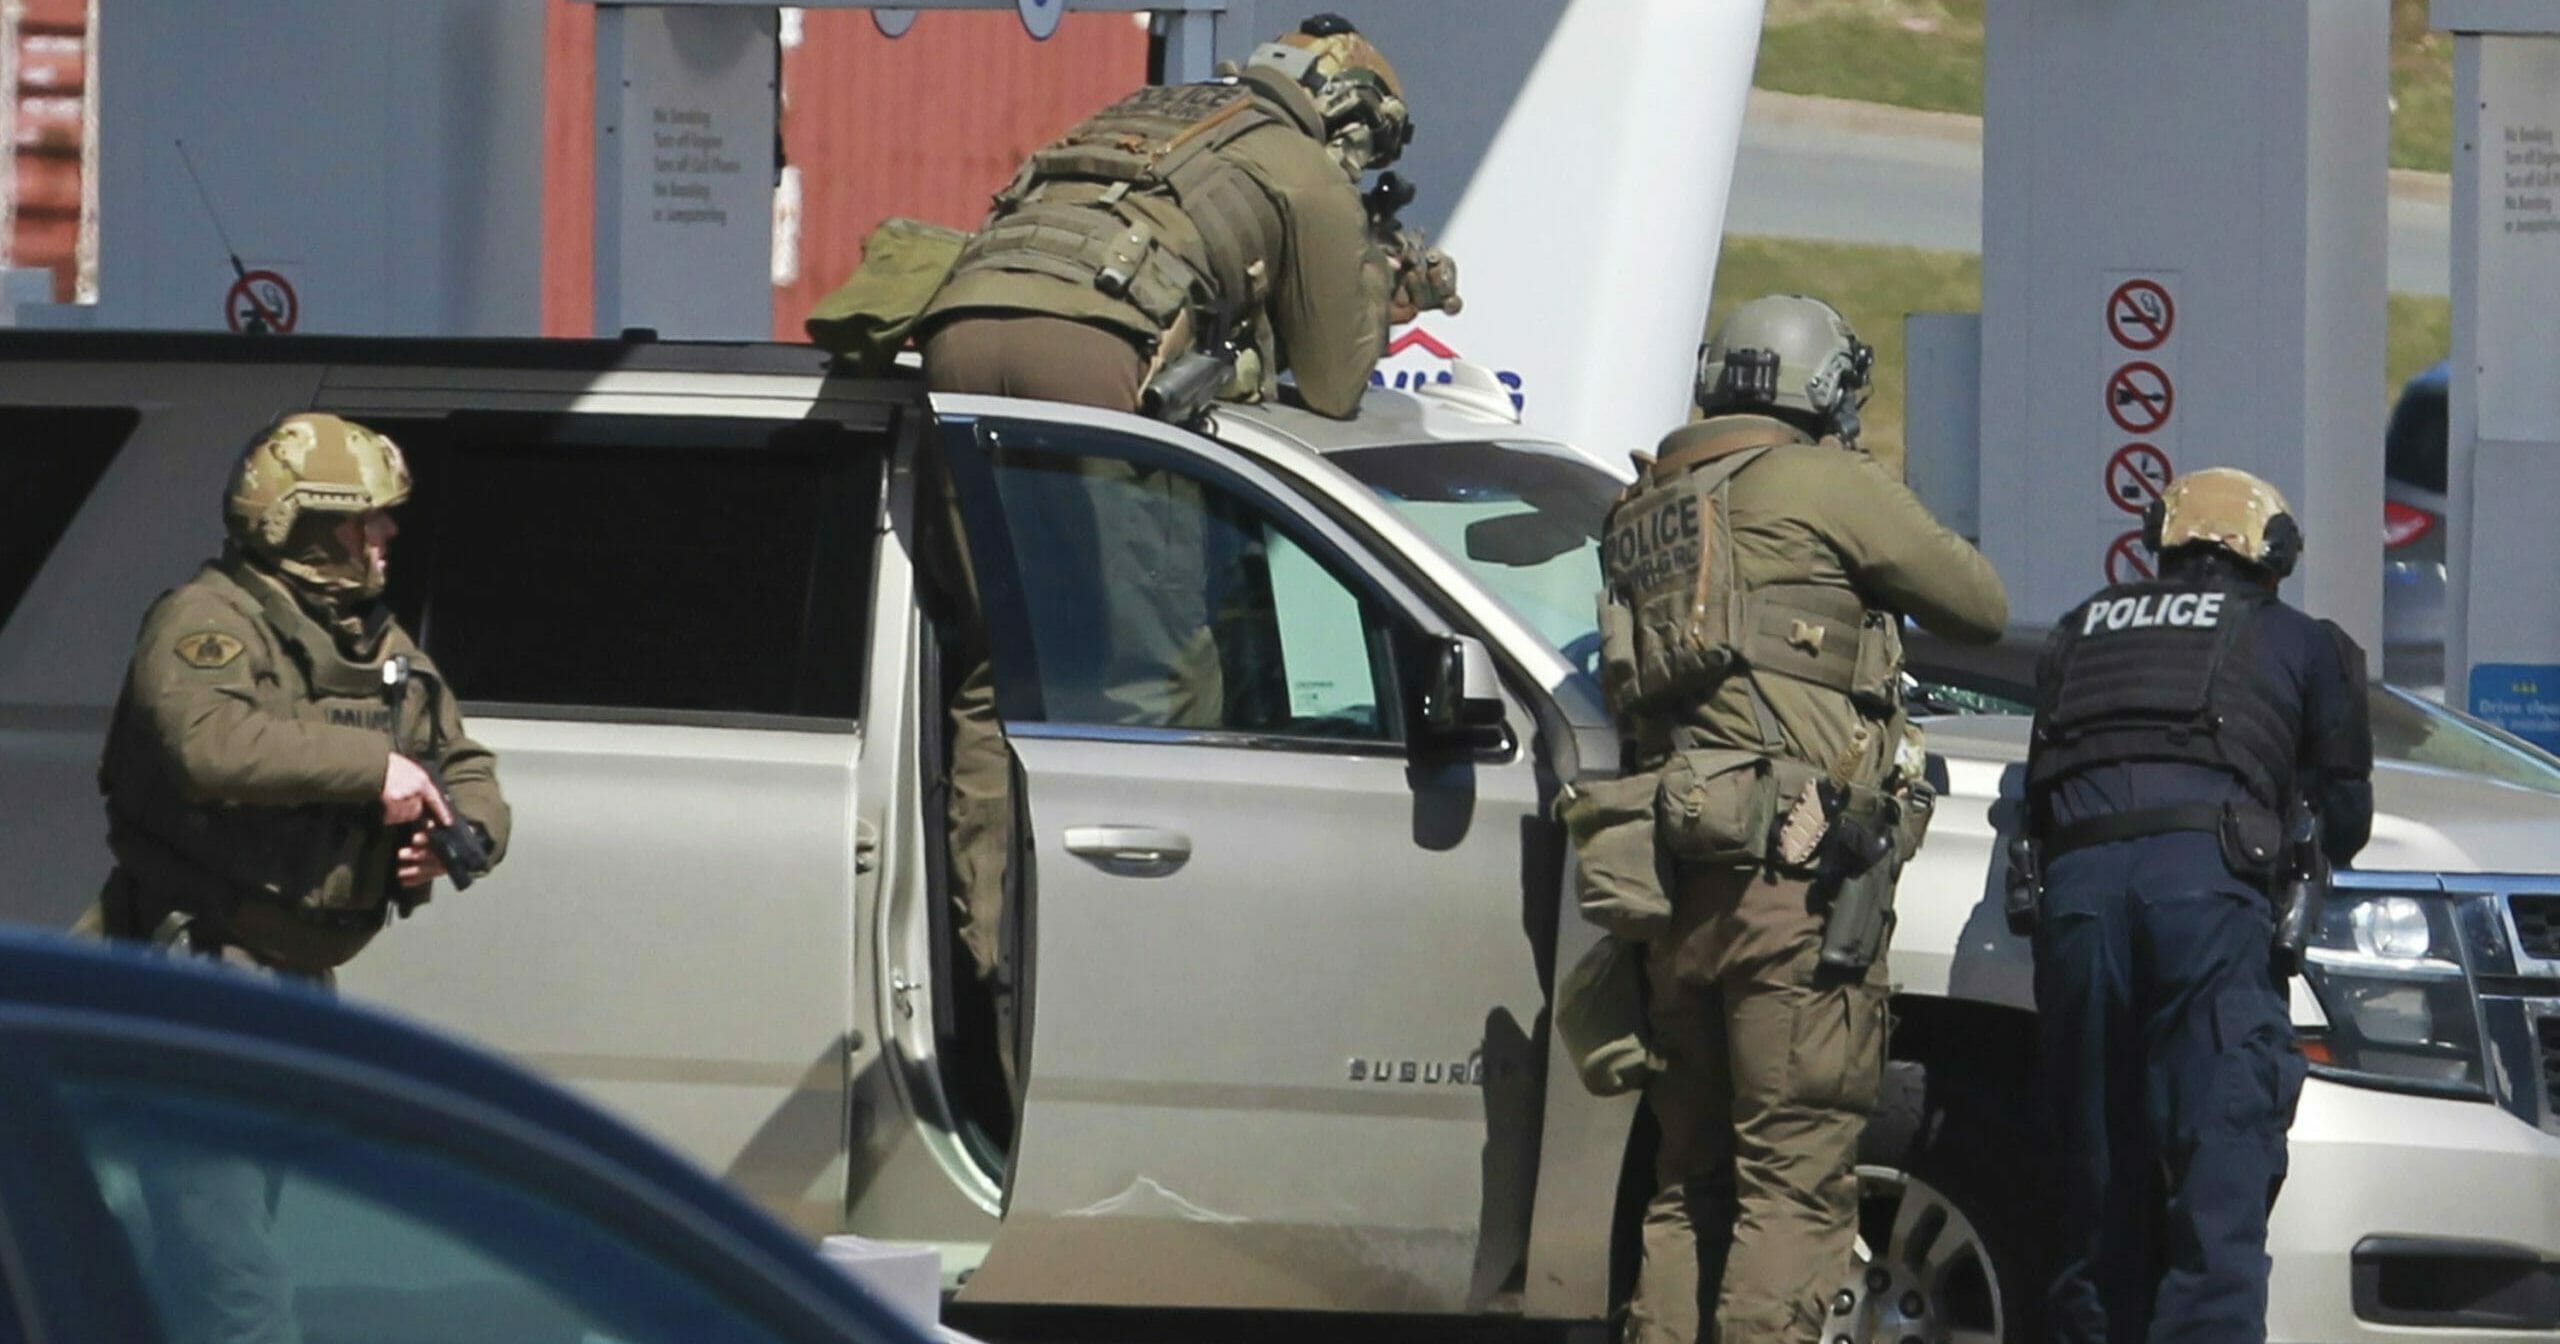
[2025,549,2372,1344]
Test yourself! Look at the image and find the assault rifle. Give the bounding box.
[1141,297,1241,429]
[1363,172,1462,318]
[1363,171,1417,233]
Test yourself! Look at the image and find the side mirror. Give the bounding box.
[1418,633,1508,748]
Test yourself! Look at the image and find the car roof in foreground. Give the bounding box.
[1225,378,1587,459]
[0,928,915,1337]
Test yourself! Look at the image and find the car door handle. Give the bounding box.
[1062,826,1192,876]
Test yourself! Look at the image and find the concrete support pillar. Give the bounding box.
[2435,1,2560,743]
[591,4,779,339]
[1981,0,2388,652]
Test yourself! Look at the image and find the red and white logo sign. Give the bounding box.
[225,269,298,334]
[1386,328,1458,361]
[2106,279,2174,352]
[2106,361,2174,435]
[2105,443,2173,515]
[2104,530,2155,584]
[1372,327,1525,412]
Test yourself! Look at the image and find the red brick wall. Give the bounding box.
[11,0,89,301]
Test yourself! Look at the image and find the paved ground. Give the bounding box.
[1730,90,2454,298]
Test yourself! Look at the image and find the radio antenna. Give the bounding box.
[175,139,270,333]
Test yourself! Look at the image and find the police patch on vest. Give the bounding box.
[2081,591,2225,635]
[173,632,245,669]
[1604,493,1703,597]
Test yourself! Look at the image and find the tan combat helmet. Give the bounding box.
[1695,293,1876,443]
[1242,13,1410,173]
[224,412,412,596]
[2146,467,2302,578]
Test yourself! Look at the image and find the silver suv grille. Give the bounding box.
[2543,1017,2560,1119]
[2514,894,2560,961]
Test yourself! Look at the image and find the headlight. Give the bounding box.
[2350,896,2432,960]
[2301,890,2487,1096]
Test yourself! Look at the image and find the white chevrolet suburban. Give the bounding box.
[2,332,2555,1343]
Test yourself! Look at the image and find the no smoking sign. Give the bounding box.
[225,268,298,335]
[2107,278,2174,351]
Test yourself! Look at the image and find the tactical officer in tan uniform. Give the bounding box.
[915,14,1456,1078]
[918,12,1453,417]
[95,412,508,1344]
[1600,296,2007,1344]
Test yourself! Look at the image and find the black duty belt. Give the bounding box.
[2045,803,2225,859]
[110,819,392,932]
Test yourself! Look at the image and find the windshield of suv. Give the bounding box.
[2371,685,2560,792]
[1331,441,1619,674]
[1334,442,2560,794]
[1905,667,2560,795]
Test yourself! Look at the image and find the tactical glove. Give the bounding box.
[1387,228,1462,323]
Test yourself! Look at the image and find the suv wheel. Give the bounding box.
[1838,1162,2008,1344]
[1830,1060,2043,1344]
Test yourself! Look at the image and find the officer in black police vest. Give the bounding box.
[2018,467,2372,1344]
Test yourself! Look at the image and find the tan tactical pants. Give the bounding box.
[943,656,1018,1092]
[922,312,1173,1096]
[914,432,1022,1091]
[923,309,1225,728]
[1626,864,1892,1344]
[923,312,1147,411]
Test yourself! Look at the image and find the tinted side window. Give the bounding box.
[958,419,1400,743]
[0,406,139,633]
[380,415,881,721]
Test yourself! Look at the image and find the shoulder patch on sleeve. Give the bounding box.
[173,631,246,670]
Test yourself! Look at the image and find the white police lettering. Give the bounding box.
[2082,589,2226,635]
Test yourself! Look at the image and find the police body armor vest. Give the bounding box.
[1599,440,1889,761]
[103,563,410,929]
[2028,579,2298,818]
[947,82,1286,348]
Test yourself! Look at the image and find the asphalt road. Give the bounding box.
[1729,91,2454,298]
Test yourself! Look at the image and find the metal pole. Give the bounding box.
[1,0,19,272]
[2448,32,2482,701]
[591,4,628,336]
[75,0,96,302]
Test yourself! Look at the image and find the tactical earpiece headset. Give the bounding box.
[1705,335,1874,439]
[2140,497,2302,579]
[1701,337,1873,413]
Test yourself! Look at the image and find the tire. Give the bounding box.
[1827,1060,2047,1344]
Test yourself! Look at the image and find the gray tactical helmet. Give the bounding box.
[1695,293,1875,442]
